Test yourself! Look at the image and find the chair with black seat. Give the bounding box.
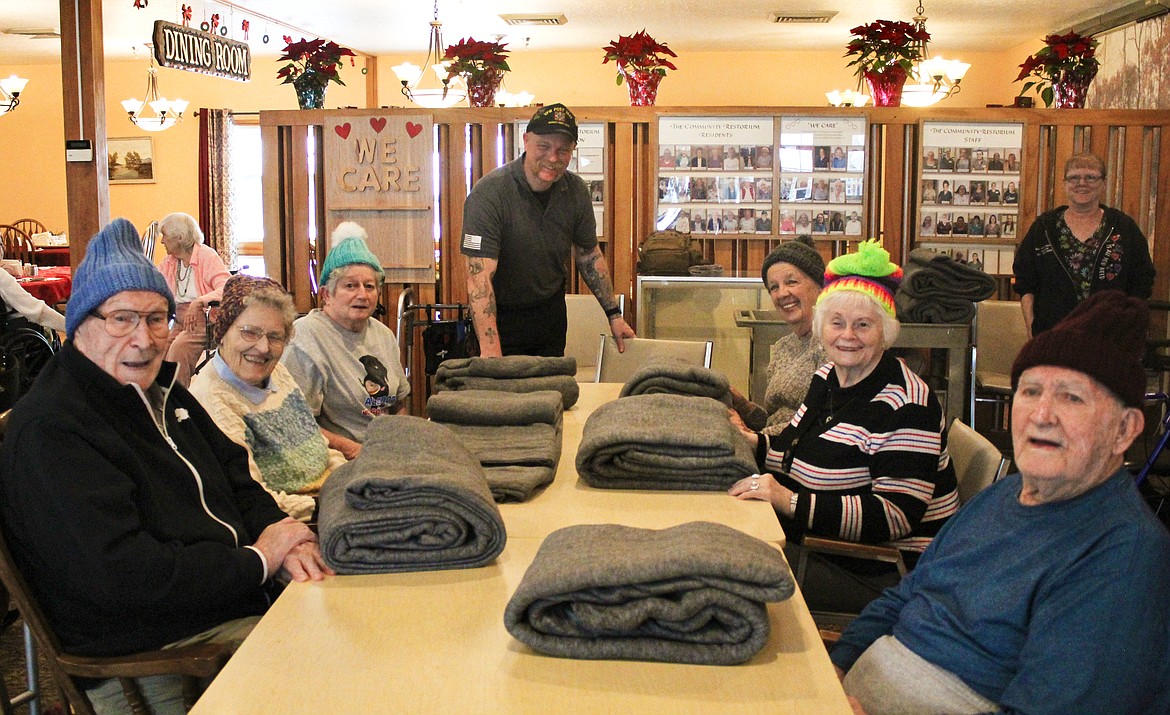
[10,220,46,240]
[594,335,712,384]
[0,226,34,267]
[792,418,1008,641]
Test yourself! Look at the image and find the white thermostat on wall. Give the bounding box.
[65,139,93,162]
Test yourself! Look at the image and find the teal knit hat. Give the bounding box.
[319,222,385,286]
[66,218,175,338]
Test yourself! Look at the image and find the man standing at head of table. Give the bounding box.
[461,103,635,357]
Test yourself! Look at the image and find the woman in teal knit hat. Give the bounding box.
[281,222,409,460]
[729,240,959,614]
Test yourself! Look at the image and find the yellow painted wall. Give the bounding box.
[0,42,1050,246]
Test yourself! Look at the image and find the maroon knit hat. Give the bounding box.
[1010,290,1149,407]
[212,275,287,345]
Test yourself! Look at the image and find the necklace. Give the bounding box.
[820,387,856,426]
[175,260,191,283]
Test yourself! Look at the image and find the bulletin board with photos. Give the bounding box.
[917,120,1024,276]
[516,121,606,238]
[776,116,867,239]
[655,116,776,236]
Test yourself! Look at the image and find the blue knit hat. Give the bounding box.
[66,218,175,338]
[319,222,385,286]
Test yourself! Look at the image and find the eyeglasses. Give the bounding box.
[236,325,287,347]
[1065,174,1103,184]
[91,310,172,338]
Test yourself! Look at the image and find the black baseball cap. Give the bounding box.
[526,103,578,142]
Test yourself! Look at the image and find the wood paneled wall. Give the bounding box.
[261,106,1170,403]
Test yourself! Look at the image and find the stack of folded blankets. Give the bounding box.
[504,521,794,665]
[575,393,757,490]
[433,355,579,409]
[427,389,564,503]
[894,247,998,324]
[619,357,733,405]
[316,415,507,574]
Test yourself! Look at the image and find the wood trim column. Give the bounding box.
[60,0,109,264]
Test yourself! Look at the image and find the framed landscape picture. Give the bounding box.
[108,136,155,184]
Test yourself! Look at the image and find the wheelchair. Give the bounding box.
[0,307,60,410]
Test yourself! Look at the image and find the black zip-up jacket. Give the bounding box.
[1013,204,1155,334]
[0,343,287,657]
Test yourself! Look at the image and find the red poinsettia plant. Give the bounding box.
[602,30,677,85]
[276,36,356,86]
[844,20,929,79]
[442,37,511,81]
[1015,32,1100,107]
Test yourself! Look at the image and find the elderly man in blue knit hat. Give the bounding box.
[282,220,409,460]
[0,218,332,714]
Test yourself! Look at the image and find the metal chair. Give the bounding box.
[973,300,1029,431]
[10,220,47,239]
[0,226,34,267]
[565,294,623,383]
[593,335,712,384]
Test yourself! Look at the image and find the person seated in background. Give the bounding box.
[0,256,65,333]
[190,276,346,522]
[0,218,331,714]
[731,237,827,436]
[831,291,1170,715]
[282,222,409,460]
[158,212,231,387]
[730,240,958,614]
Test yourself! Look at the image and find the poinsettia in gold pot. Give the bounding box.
[602,30,677,106]
[276,36,356,109]
[442,37,511,108]
[844,20,930,107]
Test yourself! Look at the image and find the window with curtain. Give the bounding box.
[228,121,265,277]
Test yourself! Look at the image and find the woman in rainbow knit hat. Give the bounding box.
[730,240,959,613]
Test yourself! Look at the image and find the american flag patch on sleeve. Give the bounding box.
[462,233,482,250]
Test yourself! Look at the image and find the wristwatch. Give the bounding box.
[604,305,622,319]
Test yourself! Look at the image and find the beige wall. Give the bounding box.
[0,42,1059,249]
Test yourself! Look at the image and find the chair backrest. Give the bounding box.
[140,220,159,261]
[974,300,1029,387]
[594,335,713,384]
[565,294,622,382]
[947,418,1009,504]
[11,219,47,238]
[0,225,33,266]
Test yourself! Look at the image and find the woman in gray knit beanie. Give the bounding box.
[731,236,828,435]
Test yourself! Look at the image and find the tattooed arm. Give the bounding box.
[573,244,636,352]
[466,255,503,358]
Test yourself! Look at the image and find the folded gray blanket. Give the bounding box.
[895,292,976,324]
[901,248,997,300]
[576,394,758,490]
[440,423,561,503]
[433,369,579,410]
[618,357,733,406]
[504,521,794,665]
[316,415,506,574]
[426,389,563,430]
[436,355,577,380]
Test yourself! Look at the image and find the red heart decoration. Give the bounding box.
[406,122,423,138]
[334,123,352,140]
[369,117,387,133]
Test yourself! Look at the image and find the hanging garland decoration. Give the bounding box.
[133,0,148,8]
[181,4,192,27]
[242,19,250,40]
[210,13,221,35]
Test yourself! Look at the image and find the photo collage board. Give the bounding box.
[655,116,777,235]
[918,121,1024,275]
[516,121,606,237]
[776,116,866,237]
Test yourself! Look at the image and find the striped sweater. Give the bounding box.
[758,353,958,557]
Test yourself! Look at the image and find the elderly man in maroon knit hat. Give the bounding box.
[829,290,1170,715]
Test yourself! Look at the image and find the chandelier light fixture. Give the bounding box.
[0,74,28,116]
[391,0,467,109]
[825,89,869,107]
[121,49,189,132]
[900,2,970,108]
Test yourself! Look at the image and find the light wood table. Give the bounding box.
[191,384,851,714]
